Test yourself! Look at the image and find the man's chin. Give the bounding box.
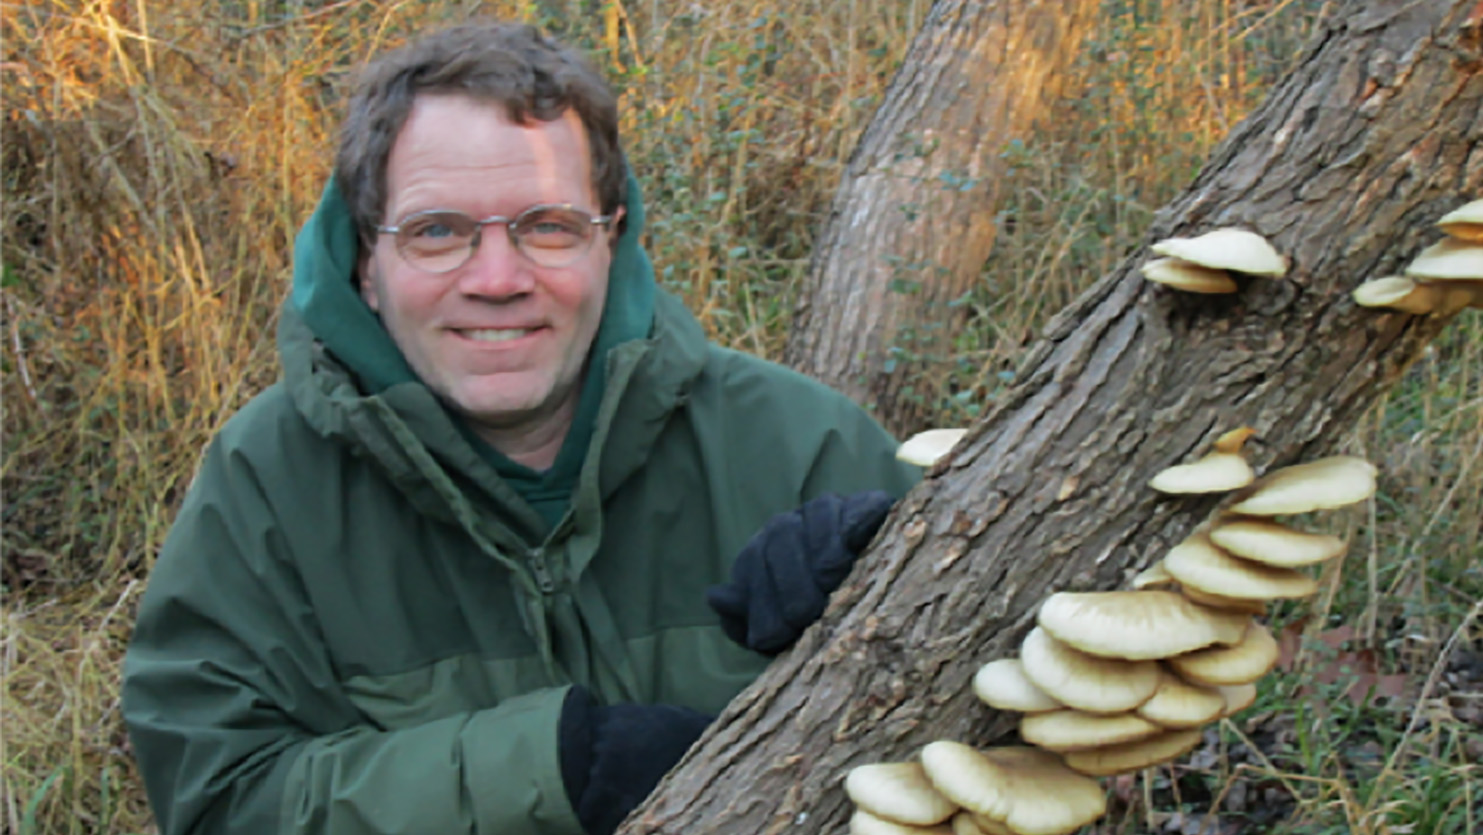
[444,378,567,429]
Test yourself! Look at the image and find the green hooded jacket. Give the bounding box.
[121,174,920,835]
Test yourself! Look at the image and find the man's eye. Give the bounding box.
[409,221,455,239]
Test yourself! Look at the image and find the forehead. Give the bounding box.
[384,94,595,214]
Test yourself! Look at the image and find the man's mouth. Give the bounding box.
[462,328,536,343]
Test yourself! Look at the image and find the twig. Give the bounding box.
[229,0,370,41]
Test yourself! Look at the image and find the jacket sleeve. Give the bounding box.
[798,390,924,503]
[121,439,585,835]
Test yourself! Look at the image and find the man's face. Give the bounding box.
[360,95,617,436]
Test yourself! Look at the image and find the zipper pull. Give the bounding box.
[527,547,555,593]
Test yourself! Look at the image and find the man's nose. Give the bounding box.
[457,226,535,297]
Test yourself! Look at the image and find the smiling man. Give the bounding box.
[122,22,920,835]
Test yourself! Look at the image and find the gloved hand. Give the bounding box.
[558,686,714,835]
[706,490,895,655]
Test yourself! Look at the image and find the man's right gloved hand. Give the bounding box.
[558,686,713,835]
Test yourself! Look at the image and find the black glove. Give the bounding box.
[558,686,713,835]
[705,490,895,655]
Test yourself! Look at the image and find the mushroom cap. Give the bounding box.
[1018,627,1162,713]
[1062,728,1205,777]
[1405,238,1483,280]
[1019,709,1164,751]
[1164,533,1318,600]
[1227,456,1378,515]
[1209,518,1345,567]
[1140,257,1240,293]
[1136,668,1227,728]
[845,761,960,826]
[1149,452,1256,494]
[1352,275,1446,315]
[1438,198,1483,229]
[1216,682,1259,717]
[919,742,1106,835]
[1130,561,1177,590]
[1179,585,1269,616]
[972,659,1063,713]
[1036,590,1249,660]
[951,812,1015,835]
[850,808,954,835]
[897,428,969,467]
[1166,621,1279,686]
[1150,228,1287,277]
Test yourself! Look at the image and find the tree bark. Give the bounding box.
[783,0,1100,437]
[624,0,1482,832]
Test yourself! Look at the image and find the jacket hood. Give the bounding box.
[289,167,657,397]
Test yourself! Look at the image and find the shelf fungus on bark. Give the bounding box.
[1035,590,1248,661]
[1060,728,1206,777]
[918,742,1107,835]
[1019,709,1164,752]
[1215,683,1258,717]
[1018,627,1162,714]
[1148,426,1258,494]
[1208,517,1345,567]
[845,761,960,827]
[972,659,1063,713]
[1149,227,1289,278]
[850,808,955,835]
[896,428,969,467]
[1134,668,1227,728]
[1226,455,1377,515]
[1437,198,1483,243]
[1164,532,1319,601]
[1166,621,1280,686]
[1139,257,1240,293]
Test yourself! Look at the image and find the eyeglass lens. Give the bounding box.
[396,207,599,271]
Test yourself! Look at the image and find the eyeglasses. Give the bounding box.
[376,205,615,273]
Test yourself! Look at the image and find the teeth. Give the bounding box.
[465,328,531,343]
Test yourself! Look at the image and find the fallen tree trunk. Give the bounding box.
[624,1,1483,832]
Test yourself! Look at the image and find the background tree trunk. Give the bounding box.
[783,0,1100,437]
[624,0,1482,832]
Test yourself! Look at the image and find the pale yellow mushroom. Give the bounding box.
[1019,709,1164,752]
[1164,533,1317,600]
[1166,621,1279,686]
[1140,257,1239,293]
[919,743,1107,835]
[972,659,1063,713]
[1136,668,1227,728]
[1036,590,1248,660]
[1061,728,1205,777]
[1150,228,1287,277]
[1437,198,1483,243]
[845,761,960,826]
[1227,456,1377,515]
[897,428,969,467]
[1018,627,1161,714]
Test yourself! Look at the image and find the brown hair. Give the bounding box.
[334,21,627,247]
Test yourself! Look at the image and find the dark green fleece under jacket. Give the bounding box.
[120,174,921,835]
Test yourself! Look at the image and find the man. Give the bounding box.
[122,21,919,835]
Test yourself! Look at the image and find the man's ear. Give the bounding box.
[608,206,627,248]
[357,252,381,311]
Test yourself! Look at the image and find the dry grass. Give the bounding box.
[2,1,1478,833]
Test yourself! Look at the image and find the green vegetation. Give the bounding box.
[3,1,1477,833]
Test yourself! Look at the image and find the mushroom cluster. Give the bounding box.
[1138,227,1287,293]
[864,427,1379,834]
[1353,198,1483,314]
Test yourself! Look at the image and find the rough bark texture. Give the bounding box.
[623,1,1482,833]
[783,0,1099,437]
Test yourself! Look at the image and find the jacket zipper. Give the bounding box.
[526,547,555,593]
